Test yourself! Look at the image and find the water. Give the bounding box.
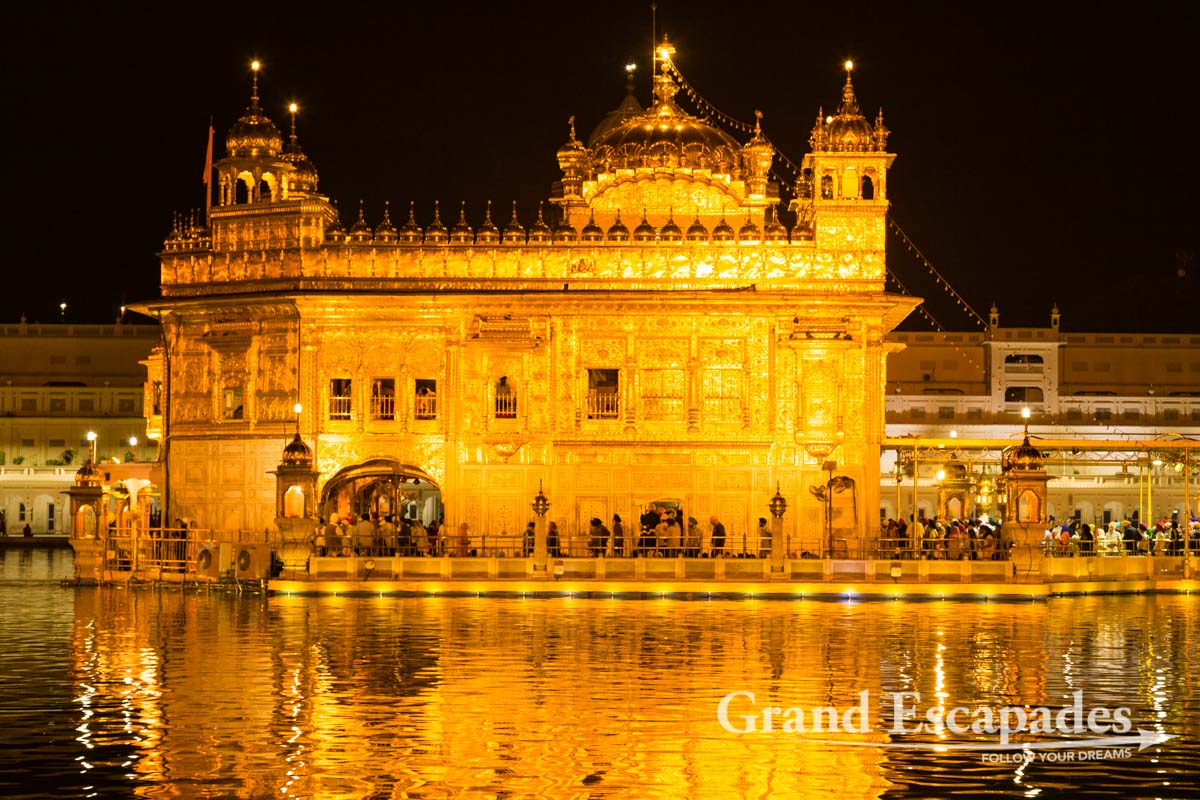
[1,548,1197,799]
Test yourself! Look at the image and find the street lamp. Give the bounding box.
[128,435,137,462]
[768,483,787,518]
[532,481,550,517]
[86,430,97,463]
[768,483,787,570]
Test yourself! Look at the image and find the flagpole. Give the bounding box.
[203,116,214,223]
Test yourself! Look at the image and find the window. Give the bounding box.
[820,174,834,199]
[152,381,163,415]
[19,503,26,522]
[642,368,685,420]
[494,376,517,418]
[223,387,244,420]
[1095,409,1113,422]
[861,175,875,200]
[329,379,352,420]
[415,379,438,419]
[78,398,95,412]
[1004,386,1044,403]
[117,398,135,414]
[371,378,395,420]
[1004,354,1044,364]
[49,439,65,448]
[938,406,955,419]
[47,503,54,532]
[20,399,36,412]
[49,398,66,413]
[586,369,620,419]
[702,368,742,421]
[20,438,34,448]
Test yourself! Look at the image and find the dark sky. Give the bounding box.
[3,1,1196,332]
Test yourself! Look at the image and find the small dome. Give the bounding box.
[374,202,397,243]
[659,213,682,242]
[1009,435,1044,470]
[553,216,577,244]
[398,201,423,244]
[556,117,588,171]
[503,202,526,244]
[348,202,373,243]
[528,203,552,244]
[281,433,313,466]
[324,204,346,243]
[606,211,630,242]
[792,221,814,242]
[586,68,645,147]
[685,215,709,242]
[763,209,789,242]
[633,212,657,242]
[450,202,474,244]
[580,211,605,242]
[74,460,102,487]
[226,67,282,158]
[475,201,501,245]
[424,201,448,245]
[712,215,735,243]
[281,107,318,194]
[738,214,761,243]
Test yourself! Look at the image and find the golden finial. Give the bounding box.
[250,59,261,107]
[431,199,442,224]
[754,109,763,136]
[288,102,299,140]
[484,199,493,224]
[568,115,577,142]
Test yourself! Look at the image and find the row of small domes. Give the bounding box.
[327,201,813,246]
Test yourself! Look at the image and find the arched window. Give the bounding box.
[861,175,875,200]
[259,178,272,202]
[235,178,249,204]
[18,502,26,522]
[820,174,834,199]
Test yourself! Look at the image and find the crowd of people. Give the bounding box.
[1040,516,1200,556]
[879,515,1006,560]
[314,513,444,557]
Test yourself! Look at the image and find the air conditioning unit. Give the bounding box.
[194,542,233,579]
[234,543,273,580]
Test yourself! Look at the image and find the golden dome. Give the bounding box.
[712,215,735,243]
[281,433,313,466]
[580,210,604,242]
[348,201,373,243]
[606,210,630,242]
[556,117,588,171]
[502,202,526,244]
[450,202,474,244]
[552,215,577,243]
[659,212,682,242]
[74,460,102,487]
[633,212,656,242]
[586,65,645,147]
[226,63,282,158]
[374,202,397,243]
[685,214,709,242]
[424,201,448,245]
[810,63,887,153]
[738,214,761,243]
[527,203,552,244]
[590,47,742,176]
[476,201,501,244]
[281,104,318,194]
[763,209,788,242]
[398,201,423,244]
[324,203,346,243]
[1008,434,1045,471]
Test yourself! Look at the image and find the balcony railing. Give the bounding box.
[494,393,517,419]
[415,394,438,420]
[371,395,395,420]
[587,390,620,419]
[329,395,352,420]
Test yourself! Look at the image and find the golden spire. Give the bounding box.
[476,200,501,244]
[425,200,448,244]
[450,201,474,243]
[375,201,397,242]
[249,59,262,110]
[398,200,423,244]
[503,201,525,244]
[528,201,552,243]
[606,208,630,242]
[651,35,680,111]
[839,59,861,117]
[288,101,298,141]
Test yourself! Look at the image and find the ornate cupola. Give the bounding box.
[450,202,475,244]
[424,201,448,245]
[374,202,397,243]
[281,102,319,196]
[475,201,501,245]
[398,201,423,244]
[795,60,895,261]
[741,111,775,199]
[502,202,526,244]
[348,201,373,243]
[556,117,588,207]
[215,61,293,206]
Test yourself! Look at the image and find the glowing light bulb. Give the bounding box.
[289,102,298,113]
[251,60,260,71]
[844,59,854,71]
[625,63,637,73]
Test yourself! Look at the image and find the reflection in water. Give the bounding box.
[0,550,1196,799]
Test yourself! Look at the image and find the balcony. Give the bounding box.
[586,391,620,420]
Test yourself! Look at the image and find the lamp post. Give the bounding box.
[86,430,97,464]
[128,436,137,462]
[532,481,550,572]
[768,483,787,572]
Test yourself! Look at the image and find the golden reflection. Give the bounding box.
[57,591,1200,798]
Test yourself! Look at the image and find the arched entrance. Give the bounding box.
[319,459,443,527]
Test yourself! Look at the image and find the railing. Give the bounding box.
[494,394,517,418]
[415,394,437,420]
[329,394,352,420]
[370,394,395,420]
[586,391,620,419]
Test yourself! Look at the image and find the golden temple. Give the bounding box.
[132,42,918,559]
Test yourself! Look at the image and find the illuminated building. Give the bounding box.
[0,320,157,533]
[135,46,917,553]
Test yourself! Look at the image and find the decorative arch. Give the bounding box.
[319,458,442,526]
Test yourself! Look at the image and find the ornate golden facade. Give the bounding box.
[137,46,918,550]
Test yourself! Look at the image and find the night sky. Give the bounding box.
[4,2,1195,332]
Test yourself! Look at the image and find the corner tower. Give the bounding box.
[796,60,893,256]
